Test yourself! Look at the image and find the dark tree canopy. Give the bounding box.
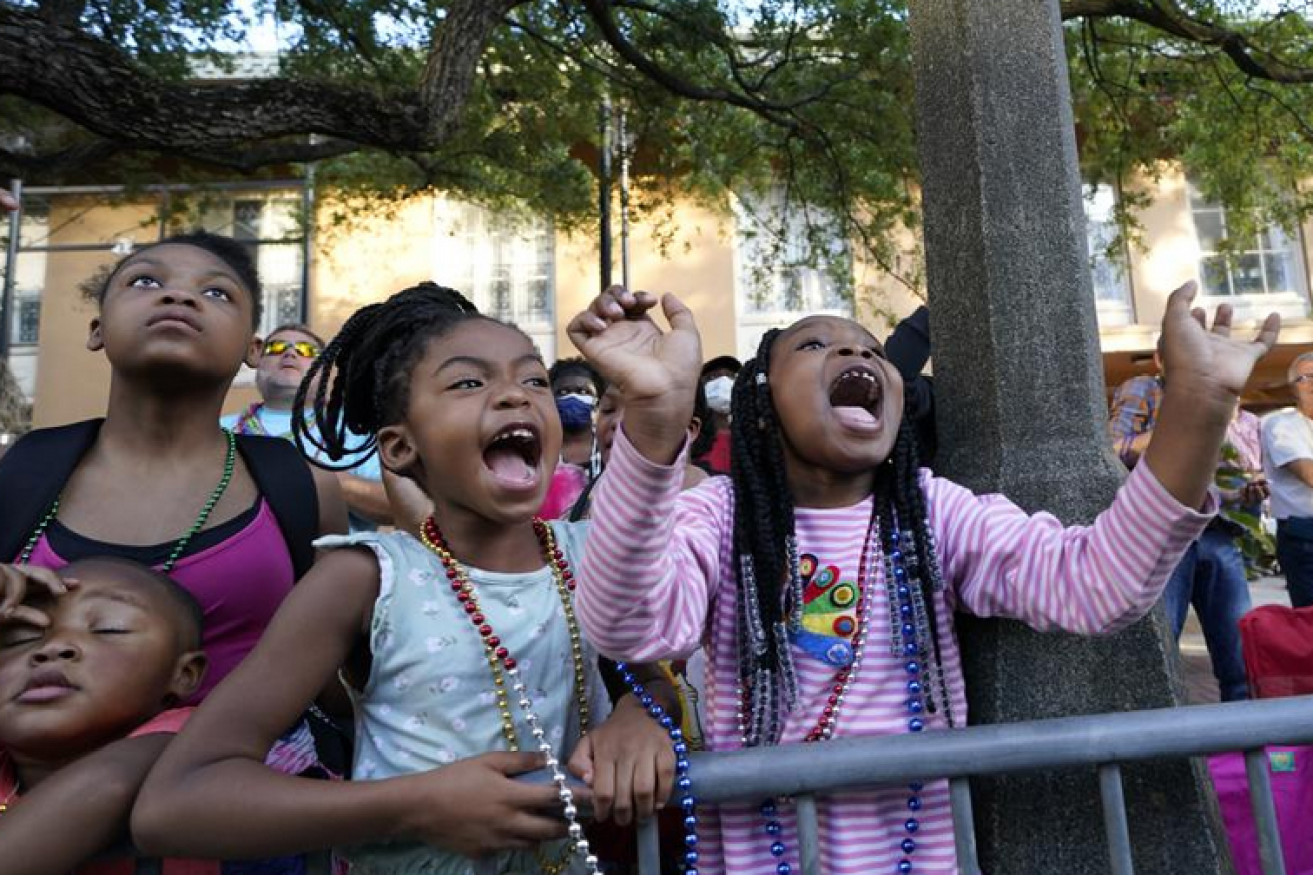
[2,0,1312,285]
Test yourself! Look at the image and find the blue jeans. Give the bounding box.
[1276,521,1313,609]
[1162,527,1252,702]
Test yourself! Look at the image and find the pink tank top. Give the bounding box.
[24,500,295,701]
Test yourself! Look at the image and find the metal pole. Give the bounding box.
[300,162,316,324]
[618,108,631,289]
[598,97,613,290]
[1,179,22,361]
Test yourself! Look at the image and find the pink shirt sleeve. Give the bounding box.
[576,428,731,661]
[929,463,1215,634]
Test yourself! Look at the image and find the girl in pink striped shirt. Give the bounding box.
[568,283,1278,875]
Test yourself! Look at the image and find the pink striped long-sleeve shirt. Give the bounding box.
[577,430,1213,875]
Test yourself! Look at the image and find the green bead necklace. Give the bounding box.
[17,429,238,572]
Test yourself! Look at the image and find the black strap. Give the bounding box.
[234,433,319,580]
[0,420,318,578]
[0,419,103,562]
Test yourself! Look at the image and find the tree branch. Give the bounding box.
[1062,0,1313,84]
[420,0,531,140]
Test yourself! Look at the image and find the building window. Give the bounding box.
[193,193,305,338]
[1188,180,1309,302]
[733,189,851,361]
[432,201,556,360]
[1083,185,1133,327]
[9,198,49,348]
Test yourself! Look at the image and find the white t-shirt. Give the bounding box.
[1261,407,1313,519]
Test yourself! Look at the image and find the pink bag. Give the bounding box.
[1208,747,1313,875]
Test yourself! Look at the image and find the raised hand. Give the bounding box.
[0,189,17,214]
[568,286,703,464]
[0,564,73,628]
[1160,281,1280,403]
[1146,281,1280,509]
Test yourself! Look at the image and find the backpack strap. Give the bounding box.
[0,419,104,562]
[234,433,319,579]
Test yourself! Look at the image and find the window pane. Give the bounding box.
[1193,210,1225,253]
[1201,256,1232,296]
[1264,253,1295,294]
[1232,253,1264,295]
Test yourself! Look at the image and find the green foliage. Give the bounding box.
[7,0,1313,296]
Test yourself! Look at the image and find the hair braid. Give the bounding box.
[729,332,955,744]
[292,283,482,470]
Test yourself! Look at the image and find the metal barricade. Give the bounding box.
[628,695,1313,875]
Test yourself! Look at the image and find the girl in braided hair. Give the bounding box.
[135,282,680,875]
[570,283,1279,875]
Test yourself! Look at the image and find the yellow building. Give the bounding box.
[6,165,1313,429]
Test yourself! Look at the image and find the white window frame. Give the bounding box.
[1186,179,1310,323]
[431,199,557,361]
[732,189,852,362]
[1083,184,1134,328]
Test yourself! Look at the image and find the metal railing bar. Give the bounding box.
[1098,762,1135,875]
[683,696,1313,803]
[949,777,982,875]
[636,816,661,875]
[1244,749,1287,875]
[795,793,822,875]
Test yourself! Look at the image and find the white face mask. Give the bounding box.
[704,376,734,414]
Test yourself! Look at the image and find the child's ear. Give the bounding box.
[378,424,421,479]
[687,416,702,444]
[245,335,263,369]
[86,318,104,352]
[164,651,208,705]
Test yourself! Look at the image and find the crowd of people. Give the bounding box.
[0,206,1291,875]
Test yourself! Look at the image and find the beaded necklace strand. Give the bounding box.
[18,429,237,572]
[745,510,931,875]
[614,662,701,875]
[417,516,597,875]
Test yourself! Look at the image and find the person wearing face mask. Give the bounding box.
[694,356,741,475]
[540,358,604,518]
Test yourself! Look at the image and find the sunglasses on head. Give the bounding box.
[263,339,320,359]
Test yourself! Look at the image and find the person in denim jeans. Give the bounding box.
[1262,352,1313,610]
[1109,351,1260,701]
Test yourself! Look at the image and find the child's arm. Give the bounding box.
[310,465,350,536]
[944,283,1278,633]
[0,734,172,875]
[133,548,569,860]
[568,288,727,660]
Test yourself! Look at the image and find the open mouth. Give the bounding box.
[482,423,543,491]
[828,366,883,431]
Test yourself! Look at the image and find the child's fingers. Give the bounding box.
[0,189,17,212]
[565,736,594,783]
[24,565,72,596]
[1163,280,1197,318]
[498,811,570,848]
[1210,303,1233,337]
[590,754,617,824]
[628,754,658,823]
[654,746,675,812]
[482,750,549,777]
[3,604,52,628]
[661,293,698,336]
[1253,312,1281,353]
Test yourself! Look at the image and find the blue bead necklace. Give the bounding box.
[752,512,930,874]
[615,662,700,874]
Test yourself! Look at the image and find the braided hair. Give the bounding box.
[291,282,483,469]
[730,329,954,747]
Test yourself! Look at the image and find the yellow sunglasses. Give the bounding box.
[263,339,320,359]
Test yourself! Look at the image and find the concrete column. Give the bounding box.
[906,1,1228,872]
